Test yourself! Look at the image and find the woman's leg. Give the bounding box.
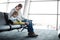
[22,19,38,37]
[22,19,34,32]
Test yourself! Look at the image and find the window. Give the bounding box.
[59,1,60,14]
[0,0,7,3]
[29,15,57,29]
[58,1,60,30]
[0,4,7,12]
[28,0,57,30]
[9,0,25,2]
[31,0,57,2]
[29,1,57,14]
[58,16,60,30]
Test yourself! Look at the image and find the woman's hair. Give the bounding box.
[12,11,18,16]
[15,4,22,8]
[18,4,22,7]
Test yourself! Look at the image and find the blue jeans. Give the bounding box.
[22,19,34,33]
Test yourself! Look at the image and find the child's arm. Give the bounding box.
[16,19,26,24]
[13,21,25,25]
[19,22,25,24]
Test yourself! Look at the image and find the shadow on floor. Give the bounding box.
[0,29,59,40]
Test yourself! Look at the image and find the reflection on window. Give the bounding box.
[29,1,57,14]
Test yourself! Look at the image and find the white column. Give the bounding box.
[23,0,31,19]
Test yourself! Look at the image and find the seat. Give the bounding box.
[0,12,10,31]
[0,12,27,32]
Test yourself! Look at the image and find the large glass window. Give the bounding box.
[29,15,57,30]
[58,1,60,30]
[31,0,57,2]
[8,0,25,2]
[28,0,57,30]
[58,16,60,30]
[0,4,7,12]
[59,1,60,14]
[0,0,8,3]
[29,1,57,14]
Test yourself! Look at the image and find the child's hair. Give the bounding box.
[12,11,18,16]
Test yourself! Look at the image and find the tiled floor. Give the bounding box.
[0,29,59,40]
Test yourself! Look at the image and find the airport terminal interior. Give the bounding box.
[0,0,60,40]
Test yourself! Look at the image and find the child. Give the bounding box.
[9,11,26,25]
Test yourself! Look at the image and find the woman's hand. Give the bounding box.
[25,22,29,25]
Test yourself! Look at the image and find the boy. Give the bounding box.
[9,11,27,25]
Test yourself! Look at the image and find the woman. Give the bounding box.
[9,4,38,37]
